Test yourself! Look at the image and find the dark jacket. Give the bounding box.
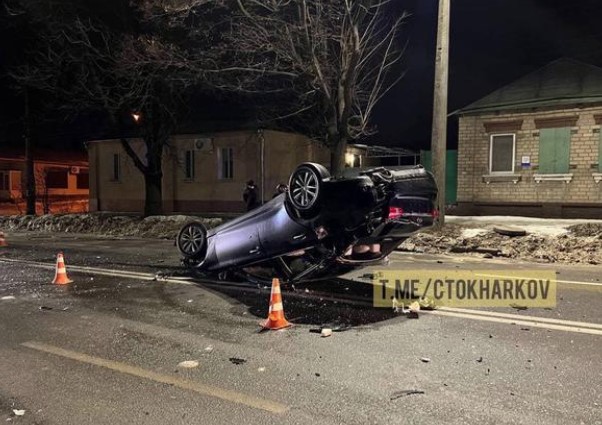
[243,184,259,211]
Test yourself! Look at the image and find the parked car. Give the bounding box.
[176,162,438,283]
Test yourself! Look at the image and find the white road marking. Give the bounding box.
[423,310,602,336]
[2,258,601,335]
[22,341,288,414]
[436,307,602,330]
[474,272,602,288]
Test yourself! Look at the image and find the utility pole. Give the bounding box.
[431,0,450,228]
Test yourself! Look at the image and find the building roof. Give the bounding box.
[0,148,88,166]
[350,144,417,157]
[455,59,602,115]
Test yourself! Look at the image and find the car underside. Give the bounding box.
[176,163,438,284]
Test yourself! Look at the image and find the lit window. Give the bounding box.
[218,147,233,180]
[489,134,515,173]
[185,150,195,180]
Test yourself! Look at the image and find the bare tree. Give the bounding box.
[5,0,201,216]
[183,0,408,175]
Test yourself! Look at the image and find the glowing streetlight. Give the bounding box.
[132,112,141,123]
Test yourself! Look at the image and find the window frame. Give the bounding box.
[538,127,571,174]
[0,172,9,191]
[217,147,234,180]
[111,153,121,182]
[489,133,516,174]
[184,149,195,180]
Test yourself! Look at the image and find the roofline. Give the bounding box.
[452,95,602,116]
[454,58,602,115]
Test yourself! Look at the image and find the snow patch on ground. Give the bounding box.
[461,228,488,238]
[0,214,224,239]
[2,213,602,265]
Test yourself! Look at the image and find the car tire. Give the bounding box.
[287,162,329,215]
[176,221,208,259]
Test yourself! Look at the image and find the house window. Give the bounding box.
[112,153,121,181]
[0,172,9,190]
[45,170,68,189]
[538,128,570,174]
[489,134,515,173]
[185,150,195,180]
[218,147,234,180]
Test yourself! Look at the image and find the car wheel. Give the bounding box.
[176,221,207,259]
[287,163,329,213]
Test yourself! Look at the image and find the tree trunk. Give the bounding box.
[329,136,348,176]
[144,171,163,216]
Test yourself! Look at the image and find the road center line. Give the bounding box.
[422,310,602,336]
[21,341,288,414]
[437,307,602,330]
[474,272,602,288]
[3,258,601,334]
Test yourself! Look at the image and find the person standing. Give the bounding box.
[243,180,259,211]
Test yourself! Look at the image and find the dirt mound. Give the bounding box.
[0,214,224,239]
[567,223,602,238]
[404,227,602,265]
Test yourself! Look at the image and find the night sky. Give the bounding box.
[1,0,602,152]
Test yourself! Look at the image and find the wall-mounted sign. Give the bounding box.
[521,155,531,167]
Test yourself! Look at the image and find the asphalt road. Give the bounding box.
[0,233,600,425]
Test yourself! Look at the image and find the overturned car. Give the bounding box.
[176,163,438,284]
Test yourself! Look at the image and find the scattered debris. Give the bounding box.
[310,322,352,335]
[257,367,266,372]
[475,247,501,256]
[407,301,421,319]
[520,327,530,331]
[12,410,25,417]
[178,360,199,368]
[476,357,483,363]
[390,390,425,400]
[204,345,214,353]
[1,296,15,300]
[493,226,527,237]
[39,306,53,311]
[315,373,321,377]
[229,357,246,365]
[420,357,431,363]
[320,328,333,338]
[402,222,602,265]
[418,296,437,310]
[510,304,529,311]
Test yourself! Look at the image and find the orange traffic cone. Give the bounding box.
[52,252,73,285]
[261,278,291,330]
[0,232,7,247]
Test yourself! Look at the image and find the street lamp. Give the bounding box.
[131,112,141,123]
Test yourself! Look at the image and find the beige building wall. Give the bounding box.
[457,104,602,217]
[88,130,331,214]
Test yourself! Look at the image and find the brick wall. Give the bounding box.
[457,104,602,217]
